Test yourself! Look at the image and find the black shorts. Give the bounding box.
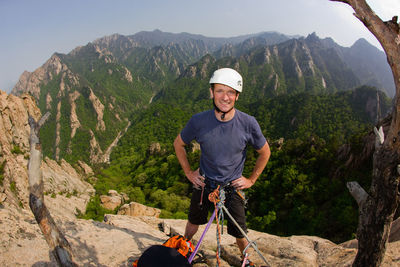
[188,185,247,239]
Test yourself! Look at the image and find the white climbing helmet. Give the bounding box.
[209,68,243,93]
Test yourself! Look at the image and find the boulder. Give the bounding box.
[149,142,162,155]
[100,195,122,211]
[108,189,119,197]
[118,201,161,217]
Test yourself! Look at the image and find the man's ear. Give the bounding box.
[236,92,239,101]
[209,87,214,99]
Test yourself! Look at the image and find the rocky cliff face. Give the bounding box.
[0,90,41,207]
[0,90,95,265]
[10,48,131,165]
[0,90,94,209]
[1,210,399,266]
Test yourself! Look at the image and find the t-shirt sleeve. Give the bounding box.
[180,116,196,145]
[249,117,266,150]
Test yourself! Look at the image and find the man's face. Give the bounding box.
[210,83,239,113]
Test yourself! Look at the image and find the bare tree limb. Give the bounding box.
[330,0,349,3]
[28,113,77,267]
[346,182,368,207]
[37,112,51,130]
[374,126,384,148]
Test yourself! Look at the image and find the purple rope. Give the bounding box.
[188,210,216,263]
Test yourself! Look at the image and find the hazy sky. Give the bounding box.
[1,0,399,93]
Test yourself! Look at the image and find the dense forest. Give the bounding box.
[83,83,391,244]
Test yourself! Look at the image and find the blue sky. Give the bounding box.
[1,0,399,92]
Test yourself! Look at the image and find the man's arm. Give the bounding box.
[173,134,205,188]
[231,141,271,190]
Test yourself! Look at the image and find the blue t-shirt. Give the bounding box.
[180,109,266,184]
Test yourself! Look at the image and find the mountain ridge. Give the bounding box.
[9,29,394,166]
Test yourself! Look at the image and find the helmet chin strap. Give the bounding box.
[213,99,233,120]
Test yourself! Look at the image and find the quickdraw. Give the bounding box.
[190,185,270,267]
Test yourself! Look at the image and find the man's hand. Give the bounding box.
[187,168,205,189]
[231,176,254,190]
[231,142,270,190]
[174,135,205,189]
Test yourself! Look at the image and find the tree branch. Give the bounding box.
[330,0,350,4]
[347,181,369,207]
[374,126,384,148]
[28,114,77,267]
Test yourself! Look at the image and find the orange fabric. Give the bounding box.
[132,235,194,266]
[162,235,194,258]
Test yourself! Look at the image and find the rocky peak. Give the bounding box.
[305,32,321,43]
[11,54,69,99]
[180,54,216,79]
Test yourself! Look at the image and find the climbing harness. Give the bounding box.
[190,185,270,267]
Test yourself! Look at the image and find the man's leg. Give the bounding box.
[185,221,199,240]
[237,237,256,266]
[186,185,210,240]
[226,190,256,264]
[236,237,249,254]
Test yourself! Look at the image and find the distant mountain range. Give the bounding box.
[10,29,394,164]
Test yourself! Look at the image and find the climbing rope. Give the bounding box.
[220,202,270,266]
[208,185,222,266]
[241,253,249,267]
[191,184,270,266]
[209,185,270,267]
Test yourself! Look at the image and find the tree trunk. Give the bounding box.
[330,1,400,266]
[28,113,77,267]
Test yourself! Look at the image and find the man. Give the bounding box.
[174,68,270,266]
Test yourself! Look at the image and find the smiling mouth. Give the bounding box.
[218,104,230,110]
[219,101,230,106]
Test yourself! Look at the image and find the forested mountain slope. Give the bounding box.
[11,30,391,165]
[9,29,395,243]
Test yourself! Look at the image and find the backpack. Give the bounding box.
[133,235,194,267]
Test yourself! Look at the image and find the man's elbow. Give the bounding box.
[174,134,185,150]
[258,142,271,158]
